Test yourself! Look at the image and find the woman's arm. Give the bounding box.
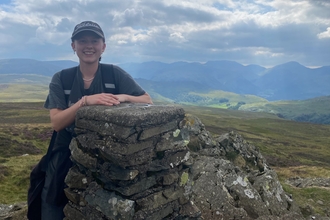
[50,93,121,132]
[115,93,153,104]
[50,92,152,131]
[50,102,81,132]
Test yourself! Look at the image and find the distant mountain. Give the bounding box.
[1,58,329,101]
[0,59,78,76]
[254,61,330,100]
[121,60,329,101]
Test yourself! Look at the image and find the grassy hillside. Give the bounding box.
[0,84,48,102]
[0,102,51,204]
[182,105,330,167]
[179,90,268,109]
[0,74,51,84]
[0,82,329,125]
[1,101,330,216]
[239,95,330,124]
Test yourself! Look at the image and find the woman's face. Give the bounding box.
[71,32,106,65]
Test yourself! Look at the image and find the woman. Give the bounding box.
[41,21,152,219]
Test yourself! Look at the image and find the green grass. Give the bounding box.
[0,155,43,203]
[0,102,52,203]
[1,83,329,124]
[240,96,330,124]
[282,183,330,216]
[0,84,48,102]
[183,105,330,167]
[1,101,330,217]
[190,90,268,103]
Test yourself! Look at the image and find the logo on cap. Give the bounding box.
[71,21,104,40]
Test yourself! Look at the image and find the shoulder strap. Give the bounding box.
[40,130,57,170]
[46,131,57,159]
[59,64,116,103]
[60,66,77,104]
[100,63,117,94]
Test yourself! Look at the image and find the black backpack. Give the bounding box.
[60,63,117,102]
[27,64,115,220]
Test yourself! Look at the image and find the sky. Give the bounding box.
[0,0,329,67]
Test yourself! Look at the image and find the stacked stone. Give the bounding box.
[63,103,201,220]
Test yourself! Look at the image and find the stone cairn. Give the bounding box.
[63,103,306,220]
[63,104,200,220]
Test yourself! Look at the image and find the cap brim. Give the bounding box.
[71,28,104,40]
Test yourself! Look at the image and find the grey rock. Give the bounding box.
[76,104,185,127]
[65,165,90,190]
[286,177,330,188]
[84,182,135,220]
[69,138,97,170]
[62,104,307,220]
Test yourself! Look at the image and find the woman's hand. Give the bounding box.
[114,94,128,103]
[86,93,152,106]
[114,93,152,104]
[86,93,120,106]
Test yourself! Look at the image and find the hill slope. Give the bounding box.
[239,95,330,124]
[1,58,329,101]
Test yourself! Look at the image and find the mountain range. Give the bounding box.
[0,58,329,101]
[120,60,330,101]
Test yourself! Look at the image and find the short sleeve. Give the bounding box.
[44,72,68,110]
[113,65,146,96]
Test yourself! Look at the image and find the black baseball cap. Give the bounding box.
[71,21,105,40]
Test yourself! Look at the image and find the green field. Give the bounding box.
[1,83,329,125]
[1,101,330,217]
[0,84,49,102]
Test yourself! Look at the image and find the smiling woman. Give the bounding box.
[27,20,153,220]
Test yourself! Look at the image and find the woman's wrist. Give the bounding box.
[79,96,88,108]
[85,96,88,106]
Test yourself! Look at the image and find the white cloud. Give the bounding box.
[253,47,284,57]
[0,0,329,67]
[169,32,188,43]
[317,27,330,39]
[113,8,144,27]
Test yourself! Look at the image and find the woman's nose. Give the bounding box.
[86,41,93,47]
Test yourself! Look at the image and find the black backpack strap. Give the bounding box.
[41,130,57,169]
[60,66,77,104]
[100,63,117,94]
[27,130,57,220]
[59,64,116,103]
[46,131,57,159]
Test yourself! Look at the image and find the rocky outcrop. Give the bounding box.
[63,103,305,220]
[181,115,303,220]
[286,177,330,188]
[0,202,27,220]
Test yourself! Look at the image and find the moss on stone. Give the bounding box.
[180,172,189,186]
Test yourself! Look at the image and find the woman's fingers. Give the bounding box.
[85,93,120,106]
[96,93,119,105]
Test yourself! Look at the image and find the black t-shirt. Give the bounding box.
[44,64,146,150]
[44,64,145,110]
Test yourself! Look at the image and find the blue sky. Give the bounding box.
[0,0,329,67]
